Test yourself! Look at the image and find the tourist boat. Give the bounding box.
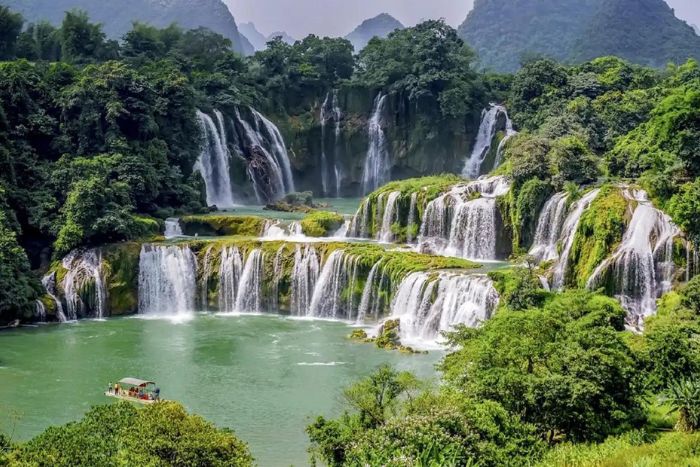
[105,378,161,404]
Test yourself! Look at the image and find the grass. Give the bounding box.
[179,215,266,237]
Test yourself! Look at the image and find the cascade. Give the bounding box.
[551,189,601,289]
[462,104,513,178]
[138,245,197,316]
[586,189,680,327]
[418,176,510,260]
[308,250,361,320]
[494,114,517,169]
[377,191,401,243]
[357,261,390,322]
[406,193,418,244]
[361,93,390,194]
[261,220,304,240]
[218,246,244,313]
[290,246,320,315]
[320,93,331,195]
[62,249,107,320]
[391,272,499,346]
[270,247,286,311]
[41,271,66,322]
[164,218,183,239]
[199,246,215,310]
[347,199,370,238]
[332,90,343,197]
[320,90,344,197]
[234,249,267,313]
[194,110,236,209]
[34,300,46,322]
[529,193,569,263]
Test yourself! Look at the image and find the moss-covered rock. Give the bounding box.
[180,215,266,237]
[300,211,345,237]
[102,242,141,316]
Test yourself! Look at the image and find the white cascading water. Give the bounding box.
[347,199,370,238]
[494,114,517,169]
[586,189,680,327]
[41,271,66,322]
[361,93,390,195]
[406,192,418,244]
[164,218,183,239]
[199,246,215,310]
[418,176,511,261]
[462,104,514,178]
[377,191,401,243]
[390,272,499,347]
[320,92,331,196]
[332,90,343,197]
[34,300,46,322]
[261,220,305,240]
[291,246,320,315]
[529,193,569,263]
[62,249,107,320]
[234,249,267,313]
[218,246,244,313]
[357,261,390,322]
[194,110,236,209]
[308,250,360,319]
[138,245,197,317]
[551,189,601,289]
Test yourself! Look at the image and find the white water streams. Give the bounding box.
[378,191,401,243]
[219,246,244,313]
[41,271,66,322]
[586,189,680,327]
[164,218,183,239]
[551,189,601,289]
[390,272,499,347]
[417,176,511,261]
[235,249,267,313]
[138,245,197,317]
[195,110,236,209]
[361,93,390,195]
[406,193,418,244]
[494,115,517,169]
[347,199,370,238]
[529,193,569,263]
[291,246,321,315]
[62,249,107,320]
[462,104,514,178]
[34,300,46,322]
[308,250,360,319]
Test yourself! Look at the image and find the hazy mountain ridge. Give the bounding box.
[345,13,403,51]
[0,0,254,54]
[459,0,700,71]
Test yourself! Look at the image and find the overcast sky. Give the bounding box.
[227,0,700,39]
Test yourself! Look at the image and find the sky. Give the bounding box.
[227,0,700,39]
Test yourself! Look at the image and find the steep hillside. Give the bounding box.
[345,13,403,52]
[459,0,700,71]
[1,0,254,54]
[240,21,267,51]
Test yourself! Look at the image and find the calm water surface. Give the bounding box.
[0,314,440,466]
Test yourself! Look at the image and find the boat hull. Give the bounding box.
[104,391,157,405]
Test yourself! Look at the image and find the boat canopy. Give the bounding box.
[118,378,155,387]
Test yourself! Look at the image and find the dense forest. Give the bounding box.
[0,4,699,465]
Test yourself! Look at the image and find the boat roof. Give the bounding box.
[118,378,155,386]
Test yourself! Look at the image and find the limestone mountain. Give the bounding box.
[1,0,254,55]
[268,30,296,45]
[240,22,267,51]
[459,0,700,72]
[345,13,404,52]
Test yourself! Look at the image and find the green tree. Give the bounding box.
[549,135,600,185]
[0,6,23,60]
[663,378,700,432]
[60,10,118,64]
[16,22,62,61]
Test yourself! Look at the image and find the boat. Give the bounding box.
[105,378,161,404]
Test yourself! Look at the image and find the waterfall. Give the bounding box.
[194,110,236,209]
[218,246,244,313]
[62,249,107,320]
[586,189,680,327]
[234,249,267,313]
[270,247,285,311]
[261,220,305,240]
[391,272,499,346]
[357,261,389,322]
[138,245,197,316]
[320,90,344,197]
[418,176,511,261]
[361,93,390,194]
[320,93,331,196]
[308,250,360,319]
[332,90,343,197]
[494,115,517,169]
[164,218,183,239]
[551,189,601,289]
[41,271,66,322]
[199,246,215,310]
[347,199,370,238]
[291,246,320,315]
[378,191,401,243]
[462,104,513,178]
[406,193,418,244]
[529,193,569,263]
[34,300,46,322]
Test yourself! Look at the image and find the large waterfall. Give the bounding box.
[377,191,401,243]
[234,249,267,313]
[551,189,601,289]
[308,250,361,320]
[218,246,244,313]
[164,218,183,239]
[418,176,510,261]
[195,110,237,209]
[41,271,66,322]
[462,104,514,179]
[529,193,569,263]
[361,93,390,195]
[320,91,343,197]
[390,272,499,346]
[586,189,680,327]
[291,246,321,315]
[138,245,197,317]
[62,249,107,320]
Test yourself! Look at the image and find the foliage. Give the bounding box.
[6,401,253,466]
[669,179,700,244]
[180,215,265,237]
[441,290,640,443]
[663,378,700,432]
[300,211,344,237]
[488,265,548,311]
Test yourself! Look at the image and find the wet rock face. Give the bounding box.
[247,146,278,203]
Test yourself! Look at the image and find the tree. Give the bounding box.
[60,10,118,64]
[549,135,599,185]
[663,378,700,432]
[441,291,640,443]
[669,179,700,244]
[0,6,23,60]
[16,21,62,62]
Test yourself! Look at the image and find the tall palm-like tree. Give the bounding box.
[664,378,700,432]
